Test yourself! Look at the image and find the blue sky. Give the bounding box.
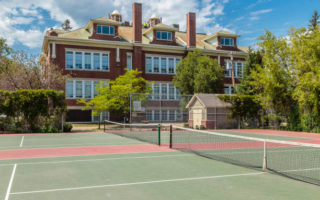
[0,0,319,55]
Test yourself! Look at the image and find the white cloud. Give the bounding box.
[0,0,231,50]
[250,9,272,16]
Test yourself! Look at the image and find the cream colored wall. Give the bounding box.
[189,98,206,128]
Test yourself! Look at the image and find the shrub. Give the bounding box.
[183,123,189,128]
[199,125,205,130]
[63,123,73,132]
[195,125,199,130]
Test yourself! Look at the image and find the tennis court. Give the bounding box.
[0,124,320,200]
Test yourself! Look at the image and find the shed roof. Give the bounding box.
[186,94,231,108]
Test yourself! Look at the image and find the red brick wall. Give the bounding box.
[88,23,120,41]
[188,120,193,128]
[201,120,215,129]
[187,12,196,47]
[132,3,142,43]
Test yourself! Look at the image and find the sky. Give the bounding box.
[0,0,319,55]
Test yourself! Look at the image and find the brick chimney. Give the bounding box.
[132,2,142,43]
[186,12,196,47]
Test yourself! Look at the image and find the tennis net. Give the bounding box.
[170,126,320,186]
[104,120,161,145]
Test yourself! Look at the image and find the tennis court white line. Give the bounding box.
[5,164,17,200]
[11,172,264,195]
[0,154,191,167]
[282,167,320,173]
[19,136,24,148]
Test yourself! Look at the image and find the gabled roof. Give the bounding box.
[186,94,231,108]
[203,30,240,42]
[84,17,122,29]
[143,23,178,35]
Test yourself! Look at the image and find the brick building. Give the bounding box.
[41,2,247,122]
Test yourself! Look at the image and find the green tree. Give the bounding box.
[289,26,320,131]
[0,38,11,56]
[309,10,319,31]
[237,48,263,95]
[250,30,295,127]
[78,69,151,121]
[173,49,224,95]
[61,19,72,31]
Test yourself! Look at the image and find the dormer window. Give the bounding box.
[97,25,115,35]
[156,31,172,41]
[220,37,234,46]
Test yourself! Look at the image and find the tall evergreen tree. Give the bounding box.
[309,10,319,31]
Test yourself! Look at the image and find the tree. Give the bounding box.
[0,52,69,91]
[289,26,320,131]
[173,49,224,95]
[236,48,263,95]
[250,30,295,128]
[78,69,151,121]
[309,10,319,31]
[61,19,72,31]
[0,37,11,56]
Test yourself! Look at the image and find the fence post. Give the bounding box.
[169,125,173,149]
[158,124,161,146]
[262,140,267,171]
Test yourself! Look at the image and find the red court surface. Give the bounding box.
[0,144,173,160]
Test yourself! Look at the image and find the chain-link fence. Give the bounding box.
[130,93,193,124]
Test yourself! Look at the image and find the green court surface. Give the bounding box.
[0,132,320,200]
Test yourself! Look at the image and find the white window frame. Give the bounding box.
[156,31,172,41]
[145,54,182,75]
[65,49,110,72]
[65,79,108,99]
[220,37,234,46]
[224,84,233,95]
[150,82,180,101]
[96,25,115,35]
[126,53,132,71]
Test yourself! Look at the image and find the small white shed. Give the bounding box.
[186,94,237,129]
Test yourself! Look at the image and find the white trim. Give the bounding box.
[11,172,263,195]
[145,55,182,75]
[116,47,120,62]
[65,79,109,100]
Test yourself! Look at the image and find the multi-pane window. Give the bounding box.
[76,81,83,98]
[65,80,107,99]
[161,83,167,100]
[92,111,110,122]
[127,54,132,71]
[168,58,174,74]
[97,25,115,35]
[65,50,109,71]
[66,51,73,69]
[161,58,167,73]
[146,57,152,73]
[224,60,244,78]
[236,62,243,78]
[145,110,183,122]
[220,37,234,46]
[153,84,160,100]
[169,84,175,100]
[93,53,100,70]
[156,31,172,40]
[150,83,180,100]
[75,52,82,69]
[153,57,160,73]
[84,81,92,98]
[66,81,74,98]
[101,54,109,70]
[145,56,181,74]
[84,53,91,69]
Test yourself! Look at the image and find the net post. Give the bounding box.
[262,140,267,171]
[158,124,161,146]
[169,125,173,149]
